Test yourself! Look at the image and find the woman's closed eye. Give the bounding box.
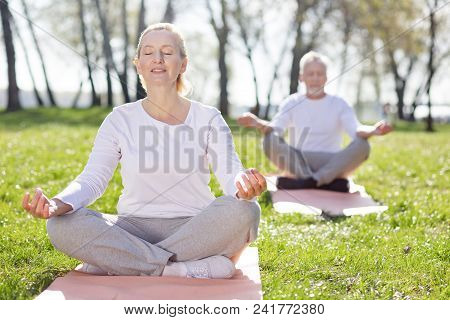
[144,51,172,56]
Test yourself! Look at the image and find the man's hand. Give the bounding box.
[237,112,273,134]
[236,169,267,200]
[357,120,393,139]
[237,112,261,128]
[373,120,393,136]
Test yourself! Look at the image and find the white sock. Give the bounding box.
[162,261,188,277]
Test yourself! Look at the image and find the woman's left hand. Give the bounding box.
[236,168,267,200]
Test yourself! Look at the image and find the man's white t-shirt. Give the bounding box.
[54,100,246,218]
[270,93,360,152]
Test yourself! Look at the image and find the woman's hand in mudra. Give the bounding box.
[22,188,58,219]
[236,168,267,200]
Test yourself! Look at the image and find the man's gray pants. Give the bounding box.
[46,196,260,276]
[262,132,371,186]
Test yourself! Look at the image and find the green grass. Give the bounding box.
[0,108,449,299]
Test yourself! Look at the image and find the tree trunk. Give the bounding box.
[289,18,303,95]
[337,1,352,92]
[410,79,427,122]
[218,39,229,116]
[78,0,99,107]
[368,39,381,104]
[394,83,405,120]
[389,58,405,120]
[135,0,147,100]
[11,16,43,106]
[289,0,332,95]
[71,79,84,108]
[233,0,262,116]
[163,0,174,23]
[94,0,114,106]
[265,28,292,120]
[94,0,129,106]
[106,63,113,106]
[1,0,21,112]
[355,68,365,117]
[249,55,260,116]
[20,0,57,106]
[207,0,230,116]
[120,0,130,103]
[425,0,437,132]
[387,50,416,120]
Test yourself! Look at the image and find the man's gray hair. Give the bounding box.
[299,51,330,74]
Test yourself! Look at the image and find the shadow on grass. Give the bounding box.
[0,107,110,130]
[320,213,349,223]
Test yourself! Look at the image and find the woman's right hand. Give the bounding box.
[22,188,58,219]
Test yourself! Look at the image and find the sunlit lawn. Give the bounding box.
[0,108,448,299]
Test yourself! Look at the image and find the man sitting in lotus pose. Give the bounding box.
[238,51,392,192]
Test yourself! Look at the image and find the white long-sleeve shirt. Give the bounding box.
[270,94,360,152]
[54,100,247,218]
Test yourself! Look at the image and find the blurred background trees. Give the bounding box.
[1,0,449,131]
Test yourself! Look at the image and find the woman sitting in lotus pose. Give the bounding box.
[22,23,266,279]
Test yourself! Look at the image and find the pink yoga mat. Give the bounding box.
[36,247,262,300]
[266,176,388,217]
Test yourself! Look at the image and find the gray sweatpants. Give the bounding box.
[262,132,370,186]
[46,196,260,276]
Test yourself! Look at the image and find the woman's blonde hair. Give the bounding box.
[134,23,190,95]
